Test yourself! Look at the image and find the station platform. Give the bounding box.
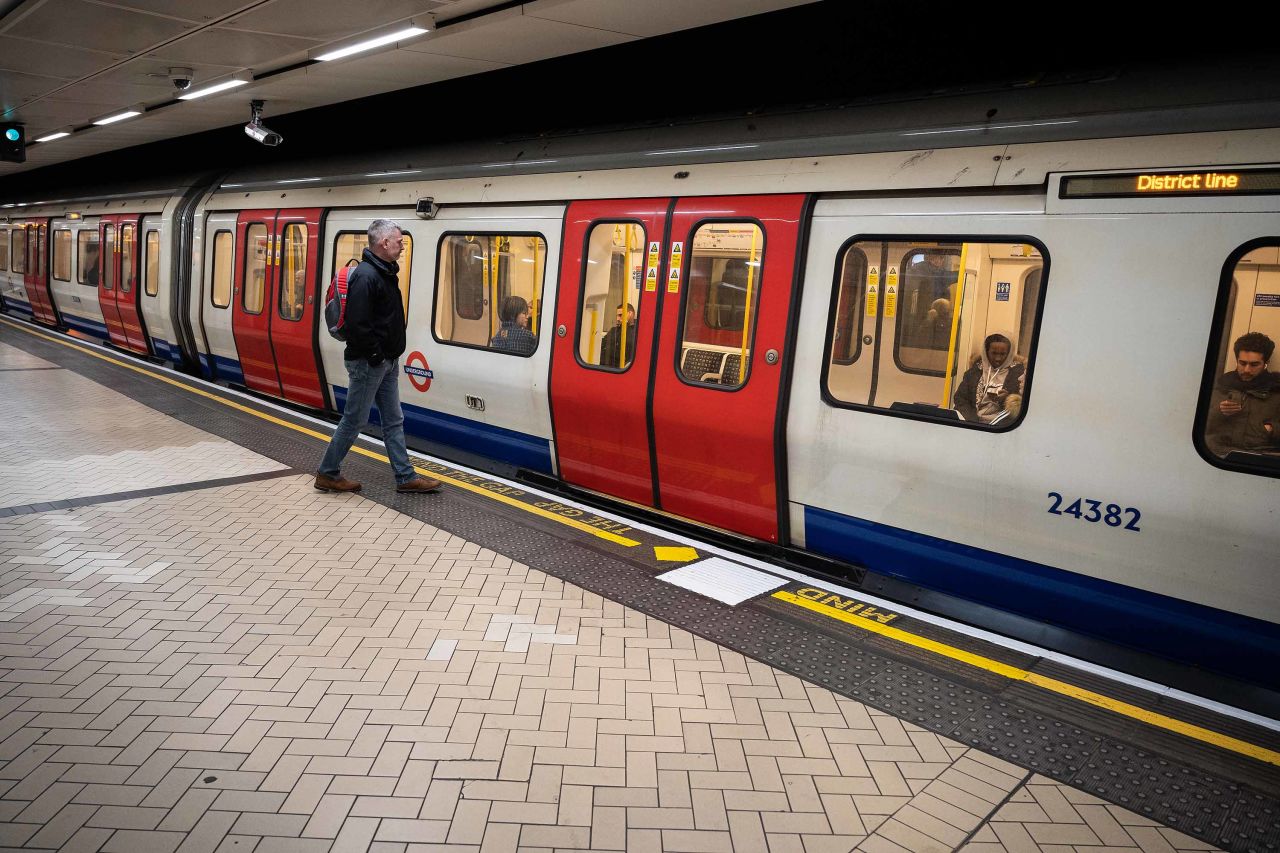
[1,314,1278,853]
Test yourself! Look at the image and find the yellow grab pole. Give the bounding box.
[530,237,539,336]
[620,224,634,367]
[940,243,970,407]
[738,227,760,384]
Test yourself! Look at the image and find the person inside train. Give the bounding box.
[490,295,537,355]
[953,332,1025,424]
[599,302,637,368]
[1205,331,1280,456]
[82,242,99,287]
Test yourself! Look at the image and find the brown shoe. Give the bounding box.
[314,474,362,492]
[396,475,441,493]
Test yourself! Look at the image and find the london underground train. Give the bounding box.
[2,98,1278,696]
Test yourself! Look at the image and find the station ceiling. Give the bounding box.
[0,0,814,175]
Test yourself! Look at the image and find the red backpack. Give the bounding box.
[324,262,358,341]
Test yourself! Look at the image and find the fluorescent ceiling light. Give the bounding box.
[35,131,70,143]
[179,79,249,100]
[315,26,428,61]
[94,110,141,126]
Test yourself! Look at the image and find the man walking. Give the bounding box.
[315,219,440,494]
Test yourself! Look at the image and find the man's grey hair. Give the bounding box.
[368,218,401,247]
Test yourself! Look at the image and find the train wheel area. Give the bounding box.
[2,313,1279,853]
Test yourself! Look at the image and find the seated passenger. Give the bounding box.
[490,295,537,355]
[954,333,1025,424]
[1205,331,1280,456]
[82,244,99,287]
[599,302,637,368]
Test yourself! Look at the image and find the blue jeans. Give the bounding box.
[319,358,416,484]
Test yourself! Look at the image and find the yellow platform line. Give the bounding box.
[774,590,1280,767]
[0,317,640,547]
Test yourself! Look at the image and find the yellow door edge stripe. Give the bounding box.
[0,316,640,547]
[772,589,1280,768]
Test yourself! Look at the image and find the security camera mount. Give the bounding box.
[245,100,284,147]
[168,67,194,91]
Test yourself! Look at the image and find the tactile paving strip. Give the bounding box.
[6,320,1280,853]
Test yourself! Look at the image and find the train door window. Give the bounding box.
[211,230,233,308]
[824,238,1046,430]
[77,231,99,286]
[102,224,115,290]
[120,224,135,293]
[578,222,646,370]
[677,222,763,389]
[434,232,547,355]
[36,226,46,278]
[52,230,72,282]
[333,230,413,319]
[279,223,307,321]
[832,244,869,364]
[1197,241,1280,477]
[0,228,7,271]
[242,223,268,314]
[144,230,160,297]
[12,228,26,274]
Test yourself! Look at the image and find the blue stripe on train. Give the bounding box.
[3,298,33,316]
[332,385,553,474]
[802,504,1280,689]
[63,314,109,338]
[211,354,244,386]
[150,337,184,363]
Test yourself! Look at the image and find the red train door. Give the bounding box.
[114,216,150,354]
[231,209,283,397]
[270,208,326,407]
[23,221,57,325]
[98,217,129,347]
[550,199,671,505]
[650,194,806,542]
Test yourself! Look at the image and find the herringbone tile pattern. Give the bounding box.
[0,352,1224,852]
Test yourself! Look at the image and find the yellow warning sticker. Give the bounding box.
[645,267,659,292]
[647,241,661,268]
[865,266,880,317]
[667,267,681,293]
[646,241,661,291]
[887,266,898,287]
[668,242,684,293]
[867,265,880,288]
[885,284,897,318]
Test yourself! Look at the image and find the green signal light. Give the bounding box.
[3,128,19,142]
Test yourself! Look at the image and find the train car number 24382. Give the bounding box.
[1047,493,1141,532]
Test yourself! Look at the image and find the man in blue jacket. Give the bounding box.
[315,219,439,494]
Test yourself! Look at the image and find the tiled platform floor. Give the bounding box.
[0,343,1223,852]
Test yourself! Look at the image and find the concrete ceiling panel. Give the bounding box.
[224,0,443,42]
[409,14,635,65]
[106,0,253,20]
[0,36,121,80]
[525,0,816,37]
[5,1,194,53]
[147,27,319,67]
[316,47,509,87]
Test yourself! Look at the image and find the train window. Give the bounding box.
[279,223,307,321]
[12,228,26,274]
[211,230,233,308]
[0,229,7,271]
[1197,241,1280,477]
[333,230,413,320]
[824,238,1046,430]
[242,223,268,314]
[434,232,547,356]
[77,231,99,286]
[36,226,46,278]
[52,230,72,282]
[102,225,115,291]
[144,230,160,297]
[678,222,764,389]
[120,224,135,293]
[578,222,645,371]
[832,245,869,365]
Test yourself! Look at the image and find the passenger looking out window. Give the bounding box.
[953,333,1025,424]
[599,303,637,368]
[489,295,537,355]
[1205,332,1280,457]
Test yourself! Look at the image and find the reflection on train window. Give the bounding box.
[279,223,307,321]
[243,223,268,314]
[52,230,72,282]
[0,229,7,271]
[824,239,1045,430]
[11,228,25,274]
[832,245,868,364]
[678,222,763,389]
[77,231,99,286]
[120,224,135,293]
[333,230,412,320]
[211,230,233,308]
[144,230,160,297]
[102,225,116,291]
[578,222,645,371]
[1198,241,1280,476]
[434,233,547,356]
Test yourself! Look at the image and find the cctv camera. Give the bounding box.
[168,67,194,91]
[244,122,283,147]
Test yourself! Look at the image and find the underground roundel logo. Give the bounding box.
[403,351,433,392]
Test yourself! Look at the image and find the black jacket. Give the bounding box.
[343,248,406,364]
